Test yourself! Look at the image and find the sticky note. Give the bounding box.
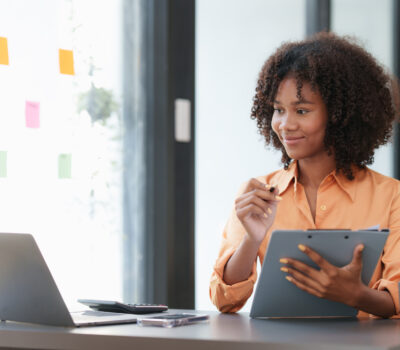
[59,49,75,75]
[0,37,9,65]
[25,101,40,128]
[58,154,72,179]
[0,151,7,178]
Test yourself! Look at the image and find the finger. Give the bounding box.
[350,244,364,269]
[240,195,272,213]
[236,203,268,219]
[298,244,335,273]
[268,184,282,197]
[243,179,283,202]
[239,187,281,204]
[280,257,321,281]
[281,266,325,294]
[267,184,283,201]
[244,178,271,193]
[237,190,278,209]
[285,275,323,298]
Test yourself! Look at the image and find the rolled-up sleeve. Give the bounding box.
[368,188,400,318]
[209,191,259,312]
[209,245,257,313]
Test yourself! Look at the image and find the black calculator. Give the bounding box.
[78,299,168,314]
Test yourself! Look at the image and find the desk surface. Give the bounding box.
[1,310,400,350]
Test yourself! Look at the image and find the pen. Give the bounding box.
[267,185,282,201]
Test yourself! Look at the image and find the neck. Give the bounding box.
[297,154,336,190]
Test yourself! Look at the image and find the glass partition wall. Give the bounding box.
[0,0,123,309]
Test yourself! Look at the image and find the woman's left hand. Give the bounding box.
[280,244,365,308]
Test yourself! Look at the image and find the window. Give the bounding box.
[0,0,123,309]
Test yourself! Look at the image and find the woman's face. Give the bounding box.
[271,77,329,161]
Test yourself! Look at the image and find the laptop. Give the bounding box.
[0,232,138,327]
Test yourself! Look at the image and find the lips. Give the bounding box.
[282,136,305,145]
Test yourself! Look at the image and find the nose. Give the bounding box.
[279,111,298,131]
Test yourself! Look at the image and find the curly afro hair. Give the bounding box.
[251,31,399,180]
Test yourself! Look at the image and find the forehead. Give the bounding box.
[275,77,320,102]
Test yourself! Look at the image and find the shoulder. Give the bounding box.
[356,167,400,201]
[256,168,287,185]
[235,168,287,196]
[361,167,400,191]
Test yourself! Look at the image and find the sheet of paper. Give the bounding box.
[363,225,380,231]
[25,101,40,128]
[0,151,7,178]
[58,154,72,178]
[59,49,75,75]
[0,37,9,65]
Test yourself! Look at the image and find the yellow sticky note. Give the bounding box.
[0,37,9,65]
[59,49,75,75]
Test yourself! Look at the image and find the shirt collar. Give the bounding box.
[277,161,298,196]
[276,161,357,202]
[332,167,358,202]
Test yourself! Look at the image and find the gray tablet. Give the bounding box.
[250,229,389,318]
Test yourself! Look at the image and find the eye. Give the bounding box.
[297,109,308,115]
[273,108,284,114]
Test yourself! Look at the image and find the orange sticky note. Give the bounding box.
[0,37,9,65]
[59,49,74,75]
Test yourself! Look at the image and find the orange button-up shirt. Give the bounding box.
[210,162,400,318]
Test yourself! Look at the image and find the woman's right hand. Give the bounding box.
[235,178,281,245]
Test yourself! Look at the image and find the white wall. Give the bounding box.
[332,0,394,177]
[195,0,306,311]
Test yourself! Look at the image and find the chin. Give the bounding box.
[285,151,304,160]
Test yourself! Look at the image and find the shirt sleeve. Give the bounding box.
[209,184,259,313]
[369,186,400,318]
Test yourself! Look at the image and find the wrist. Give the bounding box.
[243,233,263,250]
[351,283,369,309]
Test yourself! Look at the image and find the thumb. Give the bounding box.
[350,244,364,270]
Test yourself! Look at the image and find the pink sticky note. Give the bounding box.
[25,101,40,128]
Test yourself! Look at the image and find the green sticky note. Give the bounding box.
[58,154,71,179]
[0,151,7,178]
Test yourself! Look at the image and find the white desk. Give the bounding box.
[0,310,400,350]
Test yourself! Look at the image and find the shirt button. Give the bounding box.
[320,205,327,211]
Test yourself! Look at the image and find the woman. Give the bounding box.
[210,32,400,318]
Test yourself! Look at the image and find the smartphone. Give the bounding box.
[137,313,209,328]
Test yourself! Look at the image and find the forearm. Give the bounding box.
[354,285,396,318]
[223,235,260,285]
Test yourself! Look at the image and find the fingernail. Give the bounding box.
[285,276,293,282]
[275,195,283,201]
[267,207,272,214]
[280,267,289,272]
[360,245,364,251]
[263,213,268,218]
[298,244,306,252]
[280,258,288,264]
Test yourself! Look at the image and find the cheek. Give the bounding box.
[304,117,326,138]
[271,115,279,135]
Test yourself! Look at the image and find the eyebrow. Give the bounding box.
[274,99,315,105]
